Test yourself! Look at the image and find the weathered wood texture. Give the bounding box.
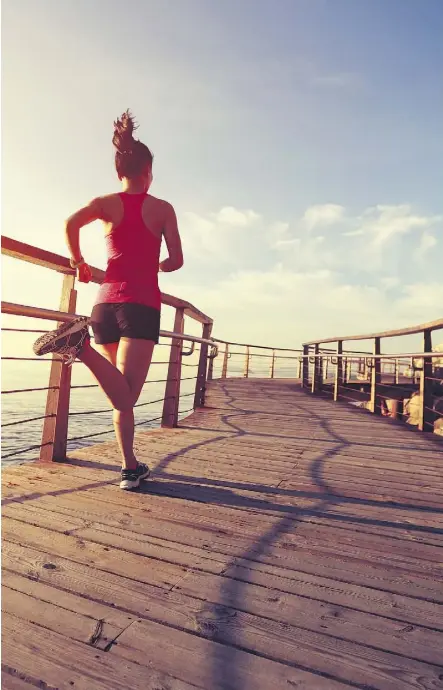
[2,379,443,690]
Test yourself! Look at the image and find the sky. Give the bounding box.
[2,0,443,351]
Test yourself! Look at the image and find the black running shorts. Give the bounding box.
[90,303,161,345]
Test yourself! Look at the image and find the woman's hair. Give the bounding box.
[112,110,153,180]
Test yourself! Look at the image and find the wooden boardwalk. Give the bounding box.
[2,378,443,690]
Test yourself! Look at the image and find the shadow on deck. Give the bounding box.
[2,379,443,690]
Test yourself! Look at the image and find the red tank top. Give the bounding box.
[95,193,161,310]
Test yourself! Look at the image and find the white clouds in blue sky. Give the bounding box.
[2,0,442,346]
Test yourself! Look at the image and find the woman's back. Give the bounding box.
[96,192,165,310]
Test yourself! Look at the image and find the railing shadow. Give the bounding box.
[139,380,366,688]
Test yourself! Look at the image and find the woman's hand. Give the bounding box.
[77,262,92,283]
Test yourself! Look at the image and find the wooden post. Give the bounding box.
[302,345,309,388]
[419,329,433,432]
[297,358,303,380]
[370,337,382,415]
[40,274,77,461]
[342,356,347,386]
[161,308,184,428]
[193,322,212,409]
[311,344,321,394]
[324,357,329,382]
[394,358,399,385]
[269,350,275,379]
[391,398,404,420]
[346,359,352,382]
[221,344,229,379]
[334,341,343,402]
[243,346,250,378]
[207,348,214,381]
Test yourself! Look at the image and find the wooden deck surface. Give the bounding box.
[2,378,443,690]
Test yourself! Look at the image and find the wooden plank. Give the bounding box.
[1,672,35,690]
[1,235,77,275]
[6,457,443,542]
[2,613,195,690]
[4,500,443,613]
[2,570,135,631]
[3,461,443,545]
[5,463,443,553]
[4,542,442,690]
[3,377,443,690]
[1,518,189,590]
[14,446,443,504]
[2,584,123,651]
[160,291,213,325]
[176,570,443,664]
[12,497,443,628]
[5,454,443,533]
[6,467,443,549]
[112,618,351,690]
[5,453,443,535]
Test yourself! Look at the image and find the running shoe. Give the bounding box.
[120,462,151,490]
[33,316,90,366]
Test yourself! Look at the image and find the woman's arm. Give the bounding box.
[159,202,184,273]
[65,198,104,264]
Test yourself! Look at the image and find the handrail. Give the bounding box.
[1,301,216,349]
[1,234,214,460]
[301,351,441,360]
[1,235,212,325]
[3,235,442,451]
[213,337,301,353]
[303,317,443,345]
[299,317,443,434]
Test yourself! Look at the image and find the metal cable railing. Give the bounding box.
[302,347,443,435]
[1,303,214,462]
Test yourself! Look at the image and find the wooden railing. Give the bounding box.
[1,236,215,462]
[301,319,443,433]
[3,235,442,464]
[210,338,303,380]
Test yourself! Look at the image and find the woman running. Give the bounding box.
[33,110,183,490]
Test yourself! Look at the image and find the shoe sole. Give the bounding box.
[119,467,150,491]
[33,317,89,356]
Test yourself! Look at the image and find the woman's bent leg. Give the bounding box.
[77,340,134,411]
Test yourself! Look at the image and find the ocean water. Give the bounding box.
[1,331,201,466]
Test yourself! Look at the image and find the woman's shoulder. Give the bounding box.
[88,193,123,224]
[146,195,176,218]
[148,194,173,208]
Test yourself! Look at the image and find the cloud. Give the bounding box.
[301,204,345,232]
[172,266,443,348]
[213,207,260,226]
[417,231,438,257]
[180,207,264,266]
[358,204,441,248]
[171,200,442,347]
